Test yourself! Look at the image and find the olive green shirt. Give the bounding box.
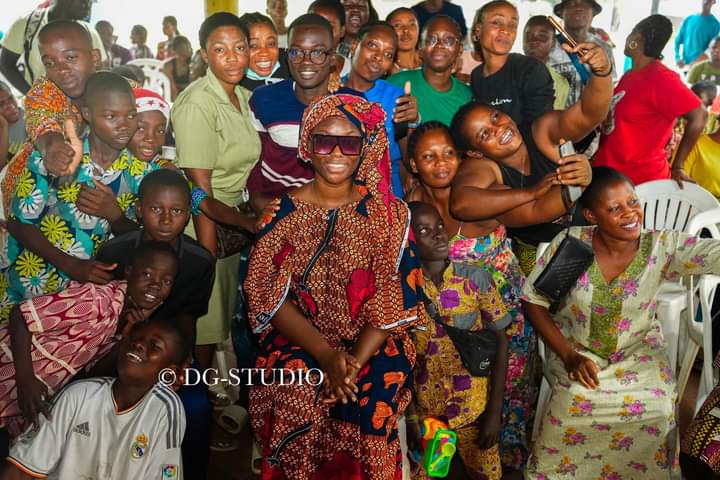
[171,68,261,206]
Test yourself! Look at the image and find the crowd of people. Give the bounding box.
[0,0,718,479]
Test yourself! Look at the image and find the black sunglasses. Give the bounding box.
[311,134,363,155]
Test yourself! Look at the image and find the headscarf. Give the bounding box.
[298,93,395,223]
[132,87,171,125]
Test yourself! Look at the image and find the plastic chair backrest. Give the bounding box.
[687,207,720,239]
[127,59,172,102]
[635,180,720,232]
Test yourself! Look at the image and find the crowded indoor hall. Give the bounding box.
[0,0,718,478]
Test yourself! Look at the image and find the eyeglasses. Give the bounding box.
[287,47,331,64]
[424,35,460,49]
[312,134,363,156]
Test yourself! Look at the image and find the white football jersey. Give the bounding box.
[8,378,185,480]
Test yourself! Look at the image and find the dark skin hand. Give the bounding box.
[7,220,117,284]
[76,181,139,235]
[524,301,599,389]
[37,118,84,178]
[475,328,508,449]
[9,307,51,429]
[671,105,708,188]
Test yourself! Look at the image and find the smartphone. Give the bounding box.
[559,141,583,201]
[548,16,578,49]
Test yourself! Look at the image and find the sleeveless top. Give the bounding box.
[498,125,586,246]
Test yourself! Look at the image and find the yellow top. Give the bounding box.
[685,134,720,197]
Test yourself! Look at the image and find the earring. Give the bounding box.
[328,71,342,94]
[629,40,638,50]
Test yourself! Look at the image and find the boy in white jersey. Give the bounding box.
[0,317,190,480]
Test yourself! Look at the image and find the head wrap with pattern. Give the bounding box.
[298,93,395,222]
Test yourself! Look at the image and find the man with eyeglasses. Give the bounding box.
[246,14,337,214]
[387,15,471,127]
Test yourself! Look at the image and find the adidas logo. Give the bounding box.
[72,422,90,437]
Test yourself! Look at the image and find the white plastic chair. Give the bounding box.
[127,58,172,102]
[682,208,720,410]
[635,180,720,372]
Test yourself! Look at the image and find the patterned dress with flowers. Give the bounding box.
[0,137,159,319]
[523,226,720,479]
[448,224,535,469]
[245,193,427,480]
[413,261,511,480]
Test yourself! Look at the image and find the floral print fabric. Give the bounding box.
[448,224,535,469]
[0,137,158,319]
[523,227,720,479]
[413,261,510,479]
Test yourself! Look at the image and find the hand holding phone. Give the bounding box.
[558,141,584,200]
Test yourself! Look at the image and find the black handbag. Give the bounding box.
[533,231,594,304]
[215,202,256,259]
[424,300,497,377]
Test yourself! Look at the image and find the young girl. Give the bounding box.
[162,35,193,100]
[239,13,290,92]
[245,94,426,479]
[405,122,548,471]
[407,201,508,480]
[0,241,177,437]
[341,21,419,198]
[386,8,421,75]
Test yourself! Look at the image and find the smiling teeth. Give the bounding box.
[501,130,513,144]
[127,352,142,362]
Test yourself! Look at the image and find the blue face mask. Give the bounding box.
[246,61,281,81]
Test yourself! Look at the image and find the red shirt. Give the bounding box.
[594,61,701,185]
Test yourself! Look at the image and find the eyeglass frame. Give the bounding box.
[423,34,460,49]
[287,47,334,65]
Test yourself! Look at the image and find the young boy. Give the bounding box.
[0,317,189,480]
[406,201,509,480]
[523,16,570,111]
[1,21,99,218]
[94,169,214,479]
[0,82,26,165]
[1,71,159,320]
[0,241,178,437]
[130,25,154,59]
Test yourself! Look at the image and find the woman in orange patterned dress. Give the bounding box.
[245,94,427,480]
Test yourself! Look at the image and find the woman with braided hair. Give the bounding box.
[595,14,707,186]
[245,94,427,479]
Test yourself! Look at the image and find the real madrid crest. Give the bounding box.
[130,433,148,459]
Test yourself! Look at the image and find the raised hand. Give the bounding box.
[393,81,419,124]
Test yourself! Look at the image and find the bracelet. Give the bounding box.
[671,166,684,171]
[593,64,613,78]
[190,186,209,216]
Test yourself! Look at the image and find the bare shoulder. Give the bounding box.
[455,156,504,187]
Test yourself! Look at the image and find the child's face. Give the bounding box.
[0,89,21,124]
[117,322,183,388]
[389,11,419,53]
[479,4,518,56]
[711,39,720,63]
[138,185,191,243]
[129,110,166,161]
[523,25,554,62]
[125,251,177,311]
[352,26,397,82]
[309,116,363,186]
[39,29,98,99]
[701,91,717,108]
[248,23,279,77]
[82,91,138,150]
[410,129,459,189]
[131,29,146,45]
[412,207,449,262]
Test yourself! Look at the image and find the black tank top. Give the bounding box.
[499,125,586,246]
[170,58,190,92]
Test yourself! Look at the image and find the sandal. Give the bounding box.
[217,405,249,435]
[210,436,240,452]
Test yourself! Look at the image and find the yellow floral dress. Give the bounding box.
[413,261,511,479]
[524,226,720,479]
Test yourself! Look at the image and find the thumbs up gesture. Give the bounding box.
[42,118,83,177]
[393,80,419,125]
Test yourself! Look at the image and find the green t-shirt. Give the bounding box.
[688,60,720,85]
[387,69,472,126]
